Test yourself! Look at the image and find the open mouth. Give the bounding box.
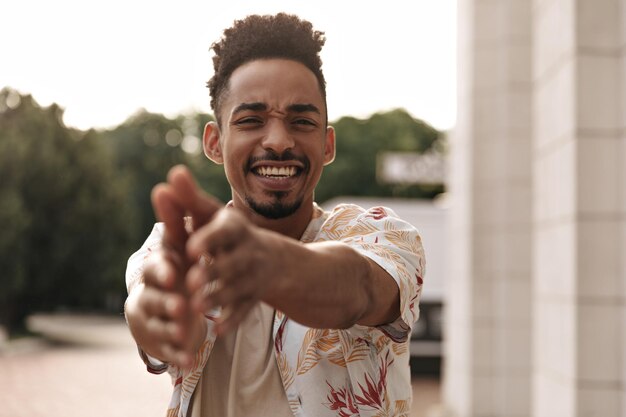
[253,165,301,178]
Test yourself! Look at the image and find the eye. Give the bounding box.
[236,117,262,124]
[292,118,316,127]
[234,117,264,128]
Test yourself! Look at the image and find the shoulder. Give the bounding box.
[327,203,402,220]
[321,203,415,235]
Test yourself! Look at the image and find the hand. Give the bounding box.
[185,208,286,335]
[166,165,282,335]
[126,167,220,368]
[125,249,205,368]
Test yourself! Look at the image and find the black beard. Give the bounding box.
[243,150,309,219]
[245,193,303,219]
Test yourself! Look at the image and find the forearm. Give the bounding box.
[184,207,403,332]
[264,238,399,329]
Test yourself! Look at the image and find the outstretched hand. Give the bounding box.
[165,166,264,334]
[128,164,295,367]
[166,165,293,336]
[125,165,222,368]
[185,207,286,335]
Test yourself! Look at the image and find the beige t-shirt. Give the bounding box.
[189,302,293,417]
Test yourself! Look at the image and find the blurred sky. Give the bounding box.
[1,0,456,131]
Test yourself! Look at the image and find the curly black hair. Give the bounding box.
[207,13,327,125]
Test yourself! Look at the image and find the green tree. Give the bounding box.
[0,90,443,336]
[317,108,445,202]
[0,89,133,334]
[100,108,443,251]
[99,110,231,253]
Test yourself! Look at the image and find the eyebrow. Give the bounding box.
[287,103,321,115]
[232,102,267,115]
[231,102,321,116]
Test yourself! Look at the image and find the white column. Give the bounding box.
[620,4,626,417]
[617,0,626,410]
[444,0,533,416]
[532,0,625,415]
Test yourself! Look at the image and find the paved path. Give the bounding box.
[0,316,441,417]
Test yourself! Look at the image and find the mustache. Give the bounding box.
[246,150,310,172]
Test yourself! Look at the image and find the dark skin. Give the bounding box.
[124,59,400,368]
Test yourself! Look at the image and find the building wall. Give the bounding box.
[444,0,533,416]
[532,0,625,415]
[445,0,625,416]
[619,3,626,416]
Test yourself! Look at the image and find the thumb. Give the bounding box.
[151,183,187,252]
[167,165,223,230]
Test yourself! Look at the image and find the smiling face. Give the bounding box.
[204,58,335,222]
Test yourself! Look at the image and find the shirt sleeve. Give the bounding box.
[125,223,171,374]
[318,204,425,343]
[125,223,164,294]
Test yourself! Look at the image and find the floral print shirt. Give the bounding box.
[126,203,425,417]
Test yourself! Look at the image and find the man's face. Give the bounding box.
[206,58,335,219]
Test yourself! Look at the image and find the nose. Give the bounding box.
[261,119,295,155]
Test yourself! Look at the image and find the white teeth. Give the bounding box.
[256,166,297,177]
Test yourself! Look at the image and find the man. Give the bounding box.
[125,13,425,417]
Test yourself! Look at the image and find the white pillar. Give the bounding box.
[619,3,626,416]
[444,0,533,415]
[532,0,625,415]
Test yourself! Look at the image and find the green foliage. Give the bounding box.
[97,110,230,252]
[0,87,443,335]
[0,88,134,333]
[317,109,445,202]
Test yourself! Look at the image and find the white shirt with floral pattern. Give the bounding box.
[126,203,425,417]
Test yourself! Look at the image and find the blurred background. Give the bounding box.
[0,0,451,416]
[2,0,625,416]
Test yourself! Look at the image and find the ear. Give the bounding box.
[203,122,223,164]
[323,126,336,166]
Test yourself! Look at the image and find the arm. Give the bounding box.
[151,166,419,339]
[185,207,401,333]
[269,238,400,329]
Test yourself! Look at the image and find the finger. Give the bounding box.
[203,278,255,311]
[186,260,216,297]
[186,209,248,259]
[139,286,186,320]
[161,343,193,369]
[144,315,197,369]
[215,298,256,335]
[208,248,253,284]
[153,314,203,367]
[145,316,185,345]
[144,253,180,290]
[191,250,260,309]
[152,183,187,251]
[160,343,178,364]
[189,278,221,314]
[167,165,223,230]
